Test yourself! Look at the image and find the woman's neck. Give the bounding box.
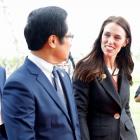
[104,56,116,70]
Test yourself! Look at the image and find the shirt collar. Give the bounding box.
[28,53,54,75]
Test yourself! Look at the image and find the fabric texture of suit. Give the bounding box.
[135,86,140,98]
[2,58,81,140]
[73,65,137,140]
[0,67,7,140]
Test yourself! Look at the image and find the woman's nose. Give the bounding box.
[108,36,114,44]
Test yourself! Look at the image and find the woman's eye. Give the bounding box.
[104,33,110,37]
[114,36,121,40]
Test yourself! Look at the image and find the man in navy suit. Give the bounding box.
[0,67,7,140]
[2,6,81,140]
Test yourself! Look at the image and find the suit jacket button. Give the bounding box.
[114,113,120,119]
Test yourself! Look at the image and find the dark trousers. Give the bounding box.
[0,124,7,140]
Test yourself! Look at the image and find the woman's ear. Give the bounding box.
[123,38,129,47]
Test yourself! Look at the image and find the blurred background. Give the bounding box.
[0,0,140,138]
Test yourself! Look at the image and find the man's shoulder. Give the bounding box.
[6,63,30,84]
[0,67,6,88]
[0,67,5,74]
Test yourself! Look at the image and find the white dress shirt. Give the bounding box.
[28,53,54,84]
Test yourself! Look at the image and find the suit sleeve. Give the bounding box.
[135,86,140,98]
[2,80,36,140]
[0,67,6,89]
[73,79,90,140]
[124,91,136,131]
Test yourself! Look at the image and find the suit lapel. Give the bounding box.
[37,75,71,120]
[100,66,122,108]
[119,72,130,106]
[25,59,71,122]
[57,69,77,128]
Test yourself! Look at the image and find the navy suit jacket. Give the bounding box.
[0,67,6,91]
[0,67,7,140]
[2,58,81,140]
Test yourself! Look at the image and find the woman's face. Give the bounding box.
[101,22,128,59]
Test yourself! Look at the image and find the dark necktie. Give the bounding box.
[52,67,67,107]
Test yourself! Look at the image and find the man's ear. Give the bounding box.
[48,35,57,48]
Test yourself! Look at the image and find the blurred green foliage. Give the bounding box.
[0,56,24,76]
